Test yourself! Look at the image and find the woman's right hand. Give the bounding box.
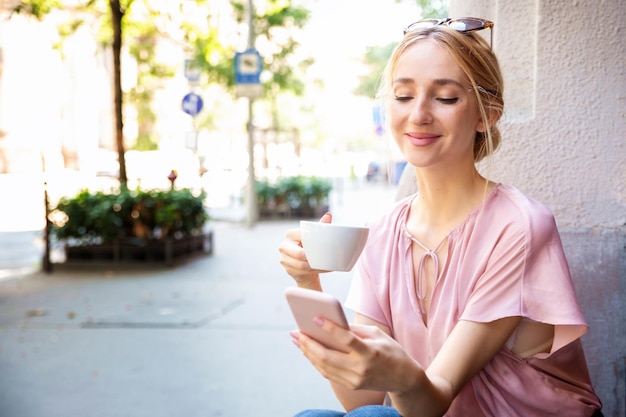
[278,212,332,290]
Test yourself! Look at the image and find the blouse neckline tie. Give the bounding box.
[404,226,447,323]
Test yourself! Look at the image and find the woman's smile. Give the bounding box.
[406,132,441,147]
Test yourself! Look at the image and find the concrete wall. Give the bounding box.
[446,1,625,415]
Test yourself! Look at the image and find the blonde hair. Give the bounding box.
[378,26,504,163]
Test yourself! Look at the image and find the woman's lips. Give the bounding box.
[406,133,440,146]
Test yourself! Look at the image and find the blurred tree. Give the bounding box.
[126,21,175,152]
[8,0,133,186]
[7,0,314,183]
[110,0,129,185]
[353,43,398,99]
[354,0,448,99]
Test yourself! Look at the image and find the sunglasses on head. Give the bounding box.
[403,17,494,46]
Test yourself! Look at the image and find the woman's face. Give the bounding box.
[389,39,485,170]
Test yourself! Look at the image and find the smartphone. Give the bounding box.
[284,287,350,353]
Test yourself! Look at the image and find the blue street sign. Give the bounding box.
[235,49,262,84]
[182,93,203,116]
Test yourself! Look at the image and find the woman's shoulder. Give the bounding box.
[492,184,555,219]
[487,183,559,240]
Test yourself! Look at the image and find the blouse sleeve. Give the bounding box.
[460,199,588,354]
[345,266,390,326]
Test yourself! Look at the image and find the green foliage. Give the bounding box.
[51,188,209,244]
[353,43,398,99]
[9,0,63,19]
[409,0,448,19]
[132,133,158,151]
[255,178,276,207]
[252,1,313,99]
[126,23,175,150]
[187,0,313,100]
[256,176,332,215]
[183,24,234,86]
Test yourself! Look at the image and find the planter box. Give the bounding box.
[63,231,213,267]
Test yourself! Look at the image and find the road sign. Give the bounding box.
[184,59,201,82]
[235,49,263,98]
[182,93,203,116]
[235,49,262,84]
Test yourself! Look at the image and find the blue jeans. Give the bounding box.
[294,405,402,417]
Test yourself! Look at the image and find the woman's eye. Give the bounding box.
[394,95,413,102]
[437,97,459,104]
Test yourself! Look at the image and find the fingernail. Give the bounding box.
[291,337,301,347]
[313,316,325,327]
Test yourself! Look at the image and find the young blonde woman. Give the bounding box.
[278,18,603,417]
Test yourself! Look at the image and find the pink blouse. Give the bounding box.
[345,183,601,416]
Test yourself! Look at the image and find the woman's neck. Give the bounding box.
[412,168,492,228]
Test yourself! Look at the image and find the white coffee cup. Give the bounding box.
[300,221,370,272]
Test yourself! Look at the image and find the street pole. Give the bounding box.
[245,0,258,228]
[43,179,52,273]
[41,153,52,273]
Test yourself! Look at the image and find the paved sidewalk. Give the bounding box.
[0,181,397,417]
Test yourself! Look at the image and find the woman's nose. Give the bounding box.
[408,96,433,125]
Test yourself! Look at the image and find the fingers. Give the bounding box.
[290,330,302,347]
[294,317,365,358]
[278,215,334,285]
[284,226,303,244]
[291,323,370,390]
[293,322,410,392]
[290,318,354,353]
[291,327,353,375]
[319,212,332,224]
[278,236,308,265]
[278,224,310,265]
[315,317,362,350]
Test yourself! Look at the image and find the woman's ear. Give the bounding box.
[476,106,501,133]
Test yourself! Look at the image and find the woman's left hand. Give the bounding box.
[291,319,421,393]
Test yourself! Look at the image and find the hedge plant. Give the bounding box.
[256,176,332,217]
[51,188,208,245]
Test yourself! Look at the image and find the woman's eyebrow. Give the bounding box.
[433,78,465,88]
[392,77,465,88]
[392,77,415,85]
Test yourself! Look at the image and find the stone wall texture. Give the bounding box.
[447,1,625,415]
